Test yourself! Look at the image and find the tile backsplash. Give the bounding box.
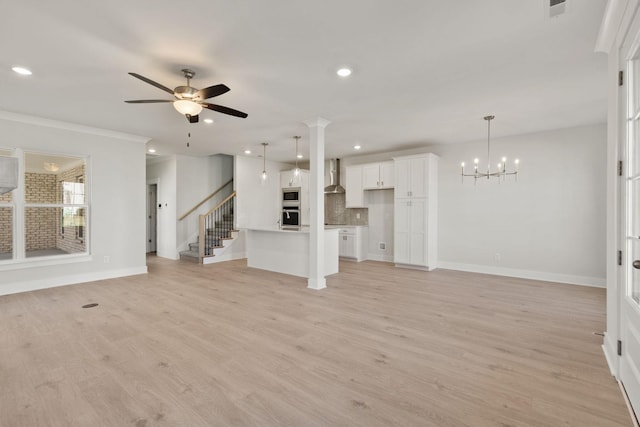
[325,193,368,225]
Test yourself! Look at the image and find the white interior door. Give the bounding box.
[621,20,640,417]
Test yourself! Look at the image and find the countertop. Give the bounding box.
[324,224,368,229]
[244,226,339,234]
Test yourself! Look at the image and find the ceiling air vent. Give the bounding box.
[548,0,568,18]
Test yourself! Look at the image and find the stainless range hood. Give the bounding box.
[324,159,345,194]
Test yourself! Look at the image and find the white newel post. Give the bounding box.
[304,117,330,290]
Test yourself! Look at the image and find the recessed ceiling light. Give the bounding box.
[353,145,361,150]
[147,148,156,153]
[244,149,251,155]
[12,66,32,76]
[297,154,303,159]
[337,67,352,77]
[203,118,214,124]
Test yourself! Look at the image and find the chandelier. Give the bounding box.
[461,115,519,183]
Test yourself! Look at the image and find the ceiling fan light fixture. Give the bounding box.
[43,162,59,172]
[337,67,352,77]
[173,99,203,116]
[12,66,32,76]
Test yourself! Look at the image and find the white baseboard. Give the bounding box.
[436,261,605,288]
[0,266,148,296]
[203,251,247,264]
[366,253,393,262]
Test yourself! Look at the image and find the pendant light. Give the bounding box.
[461,115,519,183]
[293,136,301,178]
[260,142,269,182]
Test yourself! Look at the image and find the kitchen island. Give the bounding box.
[245,227,339,278]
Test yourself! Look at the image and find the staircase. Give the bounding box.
[179,192,238,263]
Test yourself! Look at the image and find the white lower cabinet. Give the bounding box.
[336,226,368,261]
[394,198,427,267]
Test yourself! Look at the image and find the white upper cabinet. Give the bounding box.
[395,157,429,198]
[280,170,301,188]
[363,161,394,190]
[345,165,365,208]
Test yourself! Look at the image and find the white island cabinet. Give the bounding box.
[245,227,339,278]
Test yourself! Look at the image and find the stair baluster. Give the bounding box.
[197,192,236,263]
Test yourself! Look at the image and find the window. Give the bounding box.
[0,149,89,264]
[0,149,14,261]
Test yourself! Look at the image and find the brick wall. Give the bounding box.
[0,207,11,254]
[25,172,57,203]
[24,172,58,251]
[25,207,57,251]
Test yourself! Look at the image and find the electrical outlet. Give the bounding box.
[379,242,386,250]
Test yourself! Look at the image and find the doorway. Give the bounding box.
[147,183,157,253]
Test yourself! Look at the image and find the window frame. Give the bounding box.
[0,148,92,270]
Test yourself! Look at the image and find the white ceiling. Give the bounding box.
[1,1,607,162]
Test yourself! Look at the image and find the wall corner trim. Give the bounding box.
[595,0,631,53]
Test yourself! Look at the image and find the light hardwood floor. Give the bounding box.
[0,257,632,426]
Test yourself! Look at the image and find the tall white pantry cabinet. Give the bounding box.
[393,153,438,270]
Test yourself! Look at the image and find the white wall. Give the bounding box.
[342,123,607,286]
[432,124,606,286]
[0,111,148,295]
[235,156,290,229]
[364,189,394,261]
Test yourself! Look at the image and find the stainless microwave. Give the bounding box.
[282,188,300,206]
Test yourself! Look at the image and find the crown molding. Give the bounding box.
[0,110,150,144]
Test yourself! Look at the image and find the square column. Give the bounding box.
[303,117,330,290]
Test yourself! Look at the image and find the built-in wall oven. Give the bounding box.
[282,188,301,228]
[282,206,300,228]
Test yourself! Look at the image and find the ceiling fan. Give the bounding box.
[125,68,248,123]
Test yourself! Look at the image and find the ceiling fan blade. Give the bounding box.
[196,84,230,100]
[128,72,175,95]
[125,99,173,103]
[186,114,199,123]
[202,103,248,118]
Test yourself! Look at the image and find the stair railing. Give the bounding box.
[198,192,236,261]
[178,178,233,221]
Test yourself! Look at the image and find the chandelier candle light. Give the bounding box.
[461,115,519,183]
